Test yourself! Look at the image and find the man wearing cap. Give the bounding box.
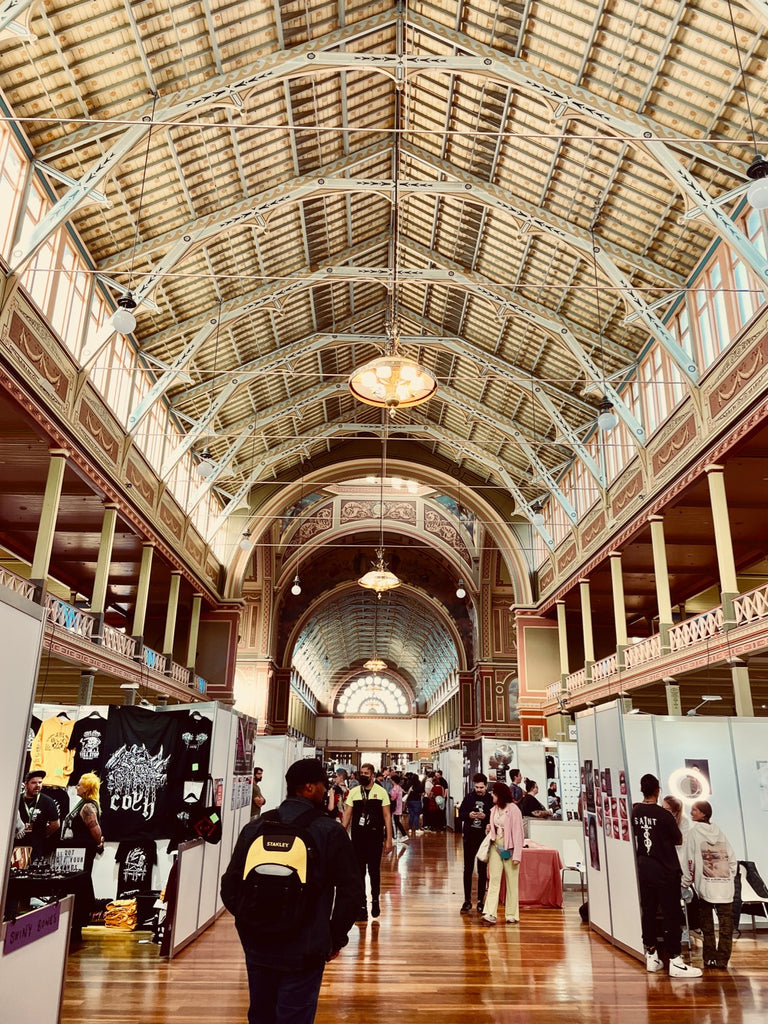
[16,770,60,860]
[221,758,363,1024]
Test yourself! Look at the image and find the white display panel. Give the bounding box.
[557,741,581,818]
[0,590,44,914]
[730,719,768,865]
[575,710,612,938]
[595,704,643,955]
[653,716,745,859]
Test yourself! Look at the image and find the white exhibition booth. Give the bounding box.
[0,580,255,1021]
[576,701,768,959]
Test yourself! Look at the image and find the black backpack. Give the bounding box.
[234,807,322,939]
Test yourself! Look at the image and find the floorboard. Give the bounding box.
[61,832,768,1023]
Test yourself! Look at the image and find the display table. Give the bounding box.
[5,870,89,923]
[518,843,563,908]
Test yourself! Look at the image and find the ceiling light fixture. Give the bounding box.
[239,531,252,552]
[291,573,302,596]
[686,694,723,716]
[364,589,388,672]
[290,460,306,597]
[359,414,401,596]
[531,500,546,528]
[348,97,437,413]
[455,580,466,599]
[112,92,158,335]
[196,446,216,479]
[590,223,618,433]
[726,0,768,209]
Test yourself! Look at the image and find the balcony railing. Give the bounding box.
[0,565,36,600]
[623,634,661,669]
[101,624,137,659]
[668,608,723,651]
[170,662,191,687]
[734,581,768,626]
[142,646,167,675]
[592,653,618,682]
[44,595,95,639]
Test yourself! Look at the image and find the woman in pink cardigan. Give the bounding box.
[481,781,525,925]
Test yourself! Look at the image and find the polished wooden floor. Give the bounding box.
[62,831,767,1023]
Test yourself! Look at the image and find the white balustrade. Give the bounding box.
[734,582,768,626]
[170,662,191,686]
[567,667,587,693]
[0,565,37,600]
[142,646,167,675]
[101,624,137,659]
[668,608,723,651]
[44,595,95,638]
[592,653,618,682]
[623,635,661,668]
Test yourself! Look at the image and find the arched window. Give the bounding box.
[335,673,409,715]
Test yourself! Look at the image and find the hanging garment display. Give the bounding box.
[115,840,158,897]
[175,710,213,780]
[29,713,75,786]
[68,711,108,779]
[101,706,184,840]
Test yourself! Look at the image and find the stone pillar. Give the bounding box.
[31,449,69,591]
[706,464,739,626]
[579,579,595,669]
[609,551,629,665]
[78,669,95,705]
[91,503,118,620]
[186,593,203,670]
[556,600,570,681]
[163,571,182,660]
[131,543,155,640]
[665,681,681,715]
[650,516,673,652]
[730,660,754,717]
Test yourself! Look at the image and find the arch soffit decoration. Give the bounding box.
[227,457,534,605]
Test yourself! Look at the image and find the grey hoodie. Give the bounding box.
[682,820,737,903]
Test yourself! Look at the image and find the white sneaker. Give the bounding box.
[506,917,518,924]
[645,950,663,973]
[415,829,424,835]
[669,956,702,979]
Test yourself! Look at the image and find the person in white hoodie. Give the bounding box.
[682,800,737,970]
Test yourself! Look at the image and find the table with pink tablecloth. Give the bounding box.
[518,843,563,908]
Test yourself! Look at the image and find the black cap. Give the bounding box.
[285,758,327,792]
[24,769,46,782]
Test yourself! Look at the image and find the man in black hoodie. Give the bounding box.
[221,758,363,1024]
[457,772,494,913]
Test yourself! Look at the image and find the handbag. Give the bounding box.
[498,848,512,861]
[476,833,493,863]
[188,776,223,844]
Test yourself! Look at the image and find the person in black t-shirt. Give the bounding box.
[632,773,701,979]
[16,770,60,861]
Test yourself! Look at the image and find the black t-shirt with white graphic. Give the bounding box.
[175,711,213,780]
[69,712,108,778]
[116,840,157,896]
[101,706,184,840]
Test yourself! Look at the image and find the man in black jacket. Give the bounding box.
[457,772,493,913]
[221,758,363,1024]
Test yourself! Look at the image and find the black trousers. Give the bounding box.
[352,835,383,902]
[638,865,682,957]
[462,830,488,904]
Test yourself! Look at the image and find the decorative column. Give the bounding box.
[78,669,96,705]
[706,464,740,627]
[30,449,69,594]
[556,600,570,683]
[730,659,754,718]
[91,503,118,632]
[579,579,595,676]
[131,542,154,641]
[162,571,182,661]
[665,680,682,715]
[186,593,203,670]
[609,551,629,667]
[649,516,674,653]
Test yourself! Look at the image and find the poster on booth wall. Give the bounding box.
[234,718,255,774]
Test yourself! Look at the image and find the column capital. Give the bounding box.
[578,577,590,585]
[48,448,70,458]
[649,513,665,523]
[608,550,623,559]
[704,462,726,474]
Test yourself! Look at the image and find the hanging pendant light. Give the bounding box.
[597,398,619,432]
[725,1,768,210]
[531,500,546,528]
[359,415,400,595]
[349,102,436,411]
[111,92,158,335]
[590,225,619,434]
[239,530,252,551]
[196,446,217,479]
[364,589,388,671]
[291,573,302,596]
